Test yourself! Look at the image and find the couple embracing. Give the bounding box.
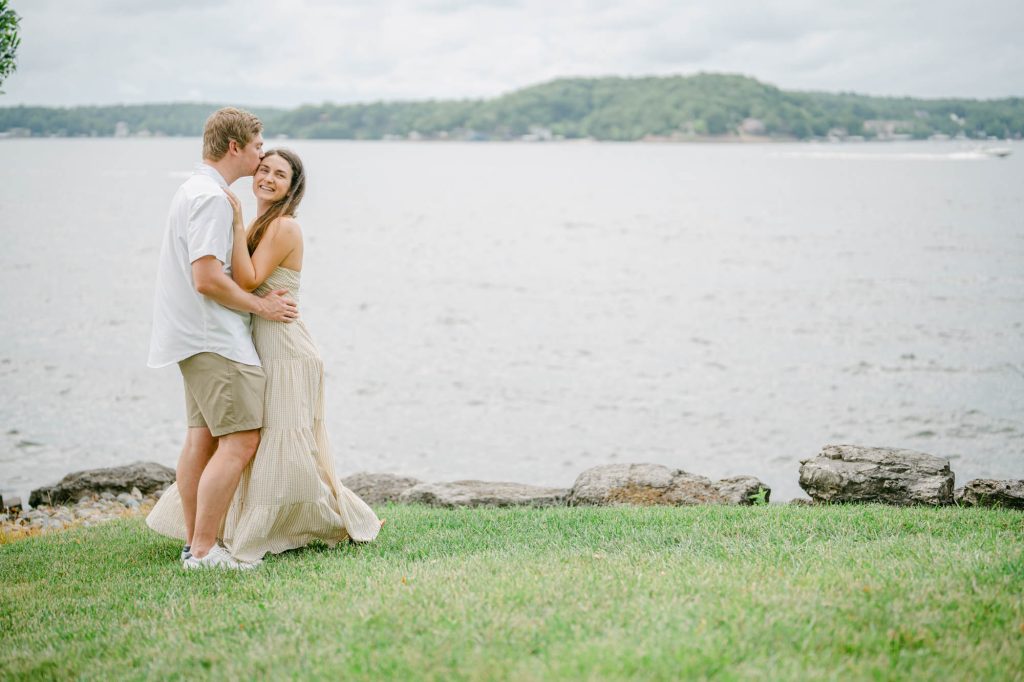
[146,107,382,569]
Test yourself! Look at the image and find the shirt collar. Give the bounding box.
[194,162,229,188]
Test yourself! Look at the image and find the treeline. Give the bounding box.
[2,74,1022,141]
[0,103,281,137]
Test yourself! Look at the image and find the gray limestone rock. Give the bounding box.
[954,479,1024,509]
[715,475,772,505]
[116,493,140,508]
[798,445,954,506]
[567,463,771,506]
[341,472,424,505]
[399,480,568,508]
[29,461,175,507]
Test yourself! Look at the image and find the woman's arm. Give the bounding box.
[224,189,299,292]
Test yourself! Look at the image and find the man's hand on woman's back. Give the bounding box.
[257,289,298,322]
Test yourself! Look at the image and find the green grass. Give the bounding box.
[1,505,1022,681]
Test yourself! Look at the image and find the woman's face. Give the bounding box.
[252,154,293,203]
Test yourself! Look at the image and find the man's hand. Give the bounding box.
[257,289,299,323]
[192,257,298,321]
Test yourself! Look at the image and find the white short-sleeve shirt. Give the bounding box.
[147,163,261,368]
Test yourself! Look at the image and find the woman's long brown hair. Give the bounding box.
[247,148,306,255]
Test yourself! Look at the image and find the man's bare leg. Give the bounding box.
[176,427,217,547]
[190,429,260,558]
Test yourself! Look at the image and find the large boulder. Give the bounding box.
[798,445,954,506]
[399,480,568,508]
[954,479,1024,509]
[341,472,423,505]
[567,464,771,506]
[29,461,175,507]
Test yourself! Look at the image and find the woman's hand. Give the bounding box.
[223,188,244,231]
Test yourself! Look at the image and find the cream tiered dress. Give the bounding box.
[147,266,382,561]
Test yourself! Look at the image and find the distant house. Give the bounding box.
[521,125,553,142]
[863,120,913,140]
[740,118,766,135]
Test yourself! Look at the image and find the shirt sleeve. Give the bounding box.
[186,192,233,264]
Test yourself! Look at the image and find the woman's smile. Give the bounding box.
[252,154,293,202]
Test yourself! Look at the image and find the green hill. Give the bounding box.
[2,73,1021,141]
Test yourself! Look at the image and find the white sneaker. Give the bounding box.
[182,544,257,571]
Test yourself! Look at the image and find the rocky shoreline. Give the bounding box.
[3,444,1022,543]
[1,487,161,541]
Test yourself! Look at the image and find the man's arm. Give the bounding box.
[192,256,298,322]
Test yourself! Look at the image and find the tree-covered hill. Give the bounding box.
[2,73,1021,141]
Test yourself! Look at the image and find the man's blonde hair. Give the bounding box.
[202,107,262,161]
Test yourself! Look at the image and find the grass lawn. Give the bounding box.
[1,504,1022,680]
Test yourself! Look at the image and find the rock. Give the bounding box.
[954,479,1024,509]
[341,472,424,505]
[715,476,771,505]
[29,461,175,507]
[116,493,137,507]
[399,480,568,508]
[130,487,143,500]
[567,463,771,506]
[100,492,114,500]
[2,495,22,513]
[788,497,815,506]
[798,445,954,506]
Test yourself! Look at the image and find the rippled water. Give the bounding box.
[1,138,1022,502]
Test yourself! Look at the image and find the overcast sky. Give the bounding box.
[3,0,1022,108]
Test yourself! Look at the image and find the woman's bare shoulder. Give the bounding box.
[269,216,302,241]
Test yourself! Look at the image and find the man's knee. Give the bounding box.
[185,427,216,458]
[219,428,260,465]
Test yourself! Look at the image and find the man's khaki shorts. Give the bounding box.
[179,352,266,437]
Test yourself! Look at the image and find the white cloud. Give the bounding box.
[2,0,1022,107]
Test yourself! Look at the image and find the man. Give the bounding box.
[147,107,297,569]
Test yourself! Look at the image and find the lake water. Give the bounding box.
[1,138,1022,503]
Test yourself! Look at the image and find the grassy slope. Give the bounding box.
[1,505,1022,681]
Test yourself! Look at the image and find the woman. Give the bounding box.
[148,149,382,564]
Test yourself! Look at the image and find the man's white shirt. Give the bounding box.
[147,163,261,368]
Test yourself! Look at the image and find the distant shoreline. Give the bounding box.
[3,73,1022,141]
[0,134,1013,145]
